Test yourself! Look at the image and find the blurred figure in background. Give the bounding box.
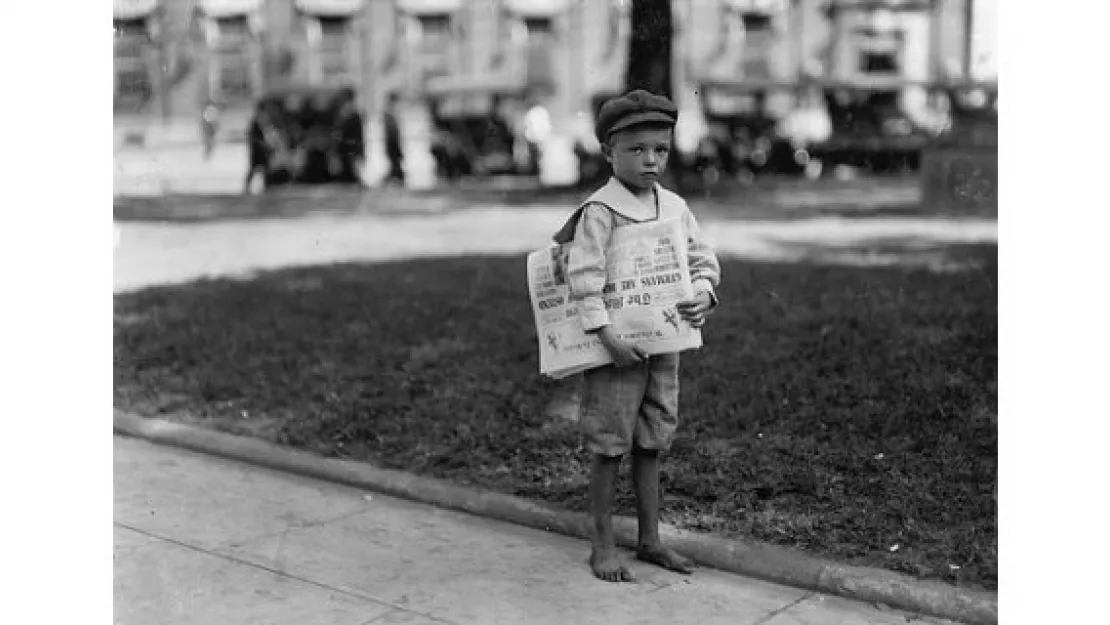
[244,100,296,194]
[298,91,338,184]
[282,93,307,150]
[486,95,516,174]
[521,97,550,175]
[201,102,220,160]
[382,92,405,186]
[428,98,468,181]
[244,100,271,193]
[335,88,366,186]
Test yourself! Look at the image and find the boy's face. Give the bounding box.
[603,126,673,193]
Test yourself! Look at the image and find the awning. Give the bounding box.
[824,1,932,15]
[294,0,366,16]
[114,0,159,20]
[425,73,527,97]
[197,0,265,17]
[395,0,464,15]
[502,0,570,18]
[723,0,787,12]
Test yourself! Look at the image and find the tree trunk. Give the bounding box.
[625,0,674,98]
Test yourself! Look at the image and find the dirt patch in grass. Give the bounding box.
[114,247,997,590]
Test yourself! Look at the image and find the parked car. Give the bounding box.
[244,85,365,192]
[805,89,930,174]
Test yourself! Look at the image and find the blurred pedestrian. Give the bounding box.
[244,101,270,193]
[519,96,550,175]
[201,102,220,160]
[491,95,517,173]
[298,91,337,184]
[382,92,405,186]
[244,100,295,194]
[335,88,366,186]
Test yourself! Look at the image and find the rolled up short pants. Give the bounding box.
[579,353,680,457]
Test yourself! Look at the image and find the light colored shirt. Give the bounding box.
[555,177,721,333]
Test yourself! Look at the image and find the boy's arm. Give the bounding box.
[566,203,614,332]
[683,209,722,307]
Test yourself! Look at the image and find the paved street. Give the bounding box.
[114,143,250,197]
[114,141,995,293]
[115,436,957,625]
[114,204,996,293]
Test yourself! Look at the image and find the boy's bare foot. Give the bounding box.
[636,545,695,574]
[590,547,634,582]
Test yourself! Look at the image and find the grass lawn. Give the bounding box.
[114,247,997,590]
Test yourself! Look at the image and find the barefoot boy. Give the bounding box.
[553,90,721,582]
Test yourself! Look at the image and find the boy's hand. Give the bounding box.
[677,291,715,328]
[597,326,648,367]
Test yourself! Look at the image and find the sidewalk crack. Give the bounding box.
[226,507,372,549]
[751,591,816,625]
[114,521,446,622]
[361,608,459,625]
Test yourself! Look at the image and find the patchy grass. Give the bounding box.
[114,248,997,589]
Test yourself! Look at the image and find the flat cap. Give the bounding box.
[595,89,678,143]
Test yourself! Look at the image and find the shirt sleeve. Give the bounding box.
[683,207,722,307]
[565,203,614,332]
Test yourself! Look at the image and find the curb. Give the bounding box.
[114,411,997,625]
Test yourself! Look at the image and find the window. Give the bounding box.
[740,12,773,80]
[215,52,253,97]
[523,17,555,91]
[321,54,350,81]
[216,16,250,38]
[320,17,349,36]
[860,51,899,73]
[312,16,351,81]
[116,67,152,100]
[115,39,147,60]
[220,65,252,97]
[419,14,452,47]
[855,28,903,75]
[114,19,149,40]
[523,17,552,36]
[114,18,151,101]
[740,13,772,31]
[114,19,150,59]
[417,14,453,80]
[319,17,349,53]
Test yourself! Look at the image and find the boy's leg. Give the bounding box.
[580,363,647,583]
[588,453,631,582]
[631,447,694,574]
[631,354,695,574]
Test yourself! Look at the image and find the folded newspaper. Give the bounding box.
[527,218,702,379]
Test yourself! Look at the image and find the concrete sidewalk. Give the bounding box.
[115,435,957,625]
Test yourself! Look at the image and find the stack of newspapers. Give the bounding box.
[527,218,702,379]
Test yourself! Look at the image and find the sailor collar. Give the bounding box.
[588,177,661,223]
[553,177,683,244]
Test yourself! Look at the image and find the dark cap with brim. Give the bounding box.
[595,90,678,143]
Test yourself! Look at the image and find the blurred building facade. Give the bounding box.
[114,0,997,183]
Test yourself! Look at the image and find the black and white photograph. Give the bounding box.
[104,0,1010,623]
